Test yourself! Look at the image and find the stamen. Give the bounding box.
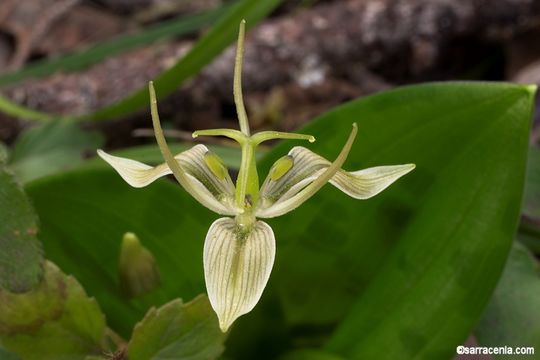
[204,151,228,180]
[258,123,358,218]
[269,155,294,181]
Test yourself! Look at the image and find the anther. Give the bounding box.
[269,155,294,181]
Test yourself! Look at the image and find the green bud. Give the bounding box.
[204,151,228,180]
[269,155,294,181]
[119,232,160,298]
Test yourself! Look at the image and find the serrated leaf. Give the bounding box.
[0,164,43,292]
[0,261,108,359]
[475,242,540,356]
[0,261,64,335]
[128,295,225,360]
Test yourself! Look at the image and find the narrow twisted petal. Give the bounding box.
[330,164,415,199]
[256,145,414,217]
[97,149,170,188]
[97,145,238,215]
[204,217,275,332]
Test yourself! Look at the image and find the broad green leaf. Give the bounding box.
[0,164,43,292]
[128,295,225,360]
[475,242,540,355]
[0,261,108,359]
[9,120,103,183]
[523,145,540,219]
[257,82,532,359]
[0,7,227,87]
[0,0,283,123]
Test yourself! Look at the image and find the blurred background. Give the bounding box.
[0,0,540,150]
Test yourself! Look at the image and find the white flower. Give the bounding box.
[97,21,415,332]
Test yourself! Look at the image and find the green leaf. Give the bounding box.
[0,96,57,123]
[255,82,533,359]
[0,164,43,292]
[0,261,108,359]
[475,242,540,355]
[128,295,225,360]
[0,7,227,87]
[9,120,103,183]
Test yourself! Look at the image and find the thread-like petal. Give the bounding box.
[204,217,275,332]
[97,145,238,215]
[257,146,414,217]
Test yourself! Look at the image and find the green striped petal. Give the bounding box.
[256,146,414,217]
[204,217,275,332]
[97,144,238,215]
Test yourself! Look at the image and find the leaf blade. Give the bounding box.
[0,164,43,292]
[128,295,225,360]
[253,82,534,359]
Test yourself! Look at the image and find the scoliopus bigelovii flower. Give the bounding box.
[97,20,415,332]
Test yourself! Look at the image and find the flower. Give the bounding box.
[97,20,415,332]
